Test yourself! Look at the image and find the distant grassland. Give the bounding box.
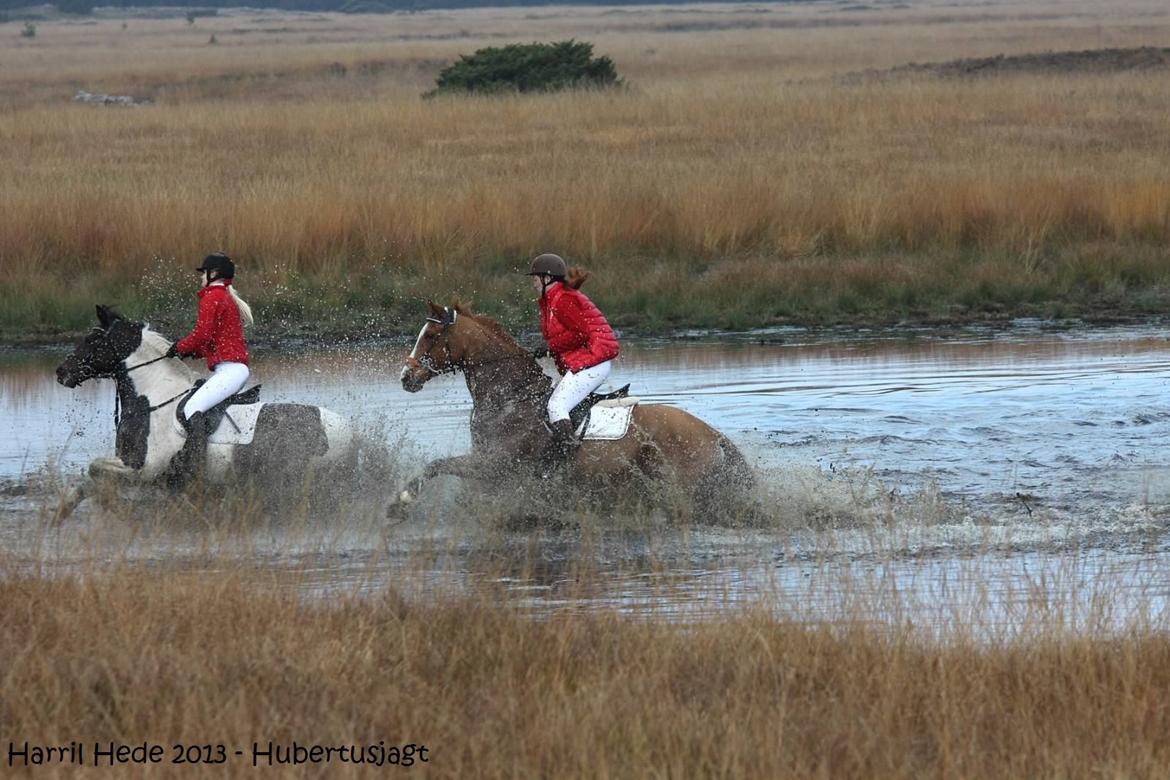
[2,0,1170,339]
[3,567,1170,778]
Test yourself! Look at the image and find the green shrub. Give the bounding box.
[20,22,35,38]
[427,40,620,97]
[186,8,218,23]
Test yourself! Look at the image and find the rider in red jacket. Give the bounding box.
[175,283,249,369]
[529,253,619,477]
[163,252,254,488]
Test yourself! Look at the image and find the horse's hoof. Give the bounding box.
[385,491,415,520]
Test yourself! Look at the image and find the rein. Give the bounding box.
[122,353,172,373]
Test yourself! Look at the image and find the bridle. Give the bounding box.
[407,308,460,377]
[72,327,191,426]
[74,326,174,384]
[403,306,544,379]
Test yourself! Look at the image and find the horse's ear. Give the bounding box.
[97,305,126,328]
[426,300,445,319]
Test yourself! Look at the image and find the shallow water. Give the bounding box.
[8,321,1170,512]
[4,321,1170,633]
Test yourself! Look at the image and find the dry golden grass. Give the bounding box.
[2,566,1170,778]
[2,0,1170,334]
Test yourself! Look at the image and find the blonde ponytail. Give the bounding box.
[228,285,254,327]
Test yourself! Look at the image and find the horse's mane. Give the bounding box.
[140,326,173,354]
[450,301,526,354]
[141,326,196,381]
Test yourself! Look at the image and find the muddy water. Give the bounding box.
[7,323,1170,513]
[4,323,1170,631]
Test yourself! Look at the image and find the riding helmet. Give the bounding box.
[196,252,235,279]
[527,253,567,279]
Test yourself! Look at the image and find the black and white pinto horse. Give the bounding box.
[53,305,354,518]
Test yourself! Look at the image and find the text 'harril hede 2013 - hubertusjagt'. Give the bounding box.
[7,740,431,768]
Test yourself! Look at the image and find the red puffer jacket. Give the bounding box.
[539,282,619,374]
[176,282,250,370]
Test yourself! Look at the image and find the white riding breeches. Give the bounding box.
[547,360,612,423]
[184,362,250,419]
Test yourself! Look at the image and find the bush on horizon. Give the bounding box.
[426,39,621,97]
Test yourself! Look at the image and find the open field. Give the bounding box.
[5,7,1170,769]
[3,0,1170,339]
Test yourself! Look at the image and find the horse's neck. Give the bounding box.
[119,341,193,407]
[463,349,550,415]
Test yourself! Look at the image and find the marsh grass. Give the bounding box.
[2,556,1169,779]
[3,1,1170,337]
[5,430,1169,777]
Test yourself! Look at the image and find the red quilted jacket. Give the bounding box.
[539,282,619,374]
[176,281,250,370]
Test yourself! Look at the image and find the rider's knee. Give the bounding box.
[547,399,570,423]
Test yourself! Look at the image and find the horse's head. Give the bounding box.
[56,305,145,388]
[400,301,470,393]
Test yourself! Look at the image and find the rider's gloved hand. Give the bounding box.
[165,344,181,359]
[532,346,550,359]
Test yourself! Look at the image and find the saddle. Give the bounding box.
[176,380,262,436]
[568,383,630,437]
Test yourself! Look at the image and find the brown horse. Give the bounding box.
[394,301,755,518]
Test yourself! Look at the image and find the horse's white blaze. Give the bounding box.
[402,323,431,380]
[408,324,428,359]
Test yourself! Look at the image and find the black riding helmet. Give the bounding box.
[196,252,235,280]
[526,253,566,279]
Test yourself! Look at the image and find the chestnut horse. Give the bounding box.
[394,302,754,517]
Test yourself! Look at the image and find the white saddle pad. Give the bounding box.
[576,397,638,441]
[173,403,266,446]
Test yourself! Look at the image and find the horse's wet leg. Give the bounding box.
[53,480,89,523]
[386,475,424,519]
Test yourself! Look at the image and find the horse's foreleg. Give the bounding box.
[424,454,501,481]
[53,480,90,523]
[53,458,141,523]
[88,457,137,480]
[387,454,497,518]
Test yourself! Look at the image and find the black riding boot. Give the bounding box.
[165,411,213,491]
[536,419,580,479]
